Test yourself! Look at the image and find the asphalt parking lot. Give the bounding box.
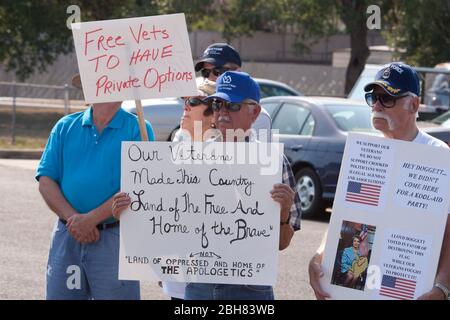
[0,159,328,300]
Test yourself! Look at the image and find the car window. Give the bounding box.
[259,83,297,98]
[425,73,450,110]
[272,103,310,135]
[260,102,280,118]
[301,114,315,136]
[325,105,376,133]
[347,68,378,101]
[431,110,450,125]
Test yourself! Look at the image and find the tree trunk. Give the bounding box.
[340,0,371,95]
[345,27,370,95]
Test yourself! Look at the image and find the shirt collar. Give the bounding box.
[81,106,93,127]
[81,106,124,129]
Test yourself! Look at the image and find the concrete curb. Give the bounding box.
[0,149,43,160]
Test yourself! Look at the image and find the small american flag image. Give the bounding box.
[379,275,416,300]
[345,181,381,206]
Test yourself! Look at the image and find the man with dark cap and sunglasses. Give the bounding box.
[308,62,450,300]
[195,43,273,142]
[182,71,302,300]
[195,43,242,82]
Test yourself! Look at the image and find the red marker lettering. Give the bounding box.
[88,54,107,72]
[97,35,107,51]
[96,75,109,96]
[161,45,173,58]
[95,75,141,96]
[129,23,170,43]
[129,48,165,65]
[150,25,160,40]
[84,28,103,56]
[143,68,159,90]
[106,55,120,70]
[115,36,125,46]
[129,23,143,44]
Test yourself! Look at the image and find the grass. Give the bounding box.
[0,106,83,149]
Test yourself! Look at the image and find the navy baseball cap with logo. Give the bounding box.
[364,62,420,96]
[194,43,242,72]
[205,71,260,103]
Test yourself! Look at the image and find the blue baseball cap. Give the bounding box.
[205,71,261,103]
[194,43,242,72]
[364,62,420,96]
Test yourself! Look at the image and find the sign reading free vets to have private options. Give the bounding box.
[71,13,198,103]
[118,142,284,285]
[321,133,450,300]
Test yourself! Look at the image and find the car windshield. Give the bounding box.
[259,83,301,98]
[324,105,377,133]
[347,68,378,101]
[431,110,450,127]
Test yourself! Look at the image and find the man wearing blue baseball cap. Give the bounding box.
[308,62,450,300]
[183,71,302,300]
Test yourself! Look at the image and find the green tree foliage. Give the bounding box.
[382,0,450,67]
[1,0,449,86]
[0,1,72,80]
[156,0,218,31]
[219,0,377,94]
[0,0,159,80]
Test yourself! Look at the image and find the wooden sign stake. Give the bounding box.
[134,100,149,141]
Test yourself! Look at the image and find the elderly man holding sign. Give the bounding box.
[36,75,155,299]
[189,71,302,299]
[113,71,301,300]
[308,63,450,300]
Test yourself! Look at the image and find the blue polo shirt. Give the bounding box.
[36,107,154,223]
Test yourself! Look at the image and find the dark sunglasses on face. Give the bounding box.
[200,67,232,78]
[211,99,257,112]
[365,92,412,108]
[184,97,207,107]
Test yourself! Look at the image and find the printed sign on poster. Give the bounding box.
[321,133,450,299]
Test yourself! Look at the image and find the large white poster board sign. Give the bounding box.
[72,13,197,103]
[119,142,284,285]
[321,133,450,299]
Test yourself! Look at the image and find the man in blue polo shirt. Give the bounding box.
[36,74,154,300]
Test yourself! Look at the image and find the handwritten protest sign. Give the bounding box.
[119,142,284,285]
[71,13,197,103]
[320,133,450,299]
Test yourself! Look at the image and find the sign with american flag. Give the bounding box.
[379,275,416,300]
[345,181,381,206]
[319,133,450,300]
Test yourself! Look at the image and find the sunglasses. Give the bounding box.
[211,99,257,112]
[365,92,412,108]
[200,67,232,78]
[184,97,207,107]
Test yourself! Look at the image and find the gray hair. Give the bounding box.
[243,99,259,114]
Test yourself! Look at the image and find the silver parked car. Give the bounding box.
[122,78,302,141]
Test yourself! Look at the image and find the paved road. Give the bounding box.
[0,159,328,300]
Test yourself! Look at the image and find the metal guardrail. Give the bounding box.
[0,81,85,145]
[0,97,86,109]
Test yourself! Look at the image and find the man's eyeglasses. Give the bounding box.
[211,99,257,112]
[201,67,232,78]
[184,97,207,107]
[365,92,413,108]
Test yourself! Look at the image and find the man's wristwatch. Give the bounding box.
[434,282,450,300]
